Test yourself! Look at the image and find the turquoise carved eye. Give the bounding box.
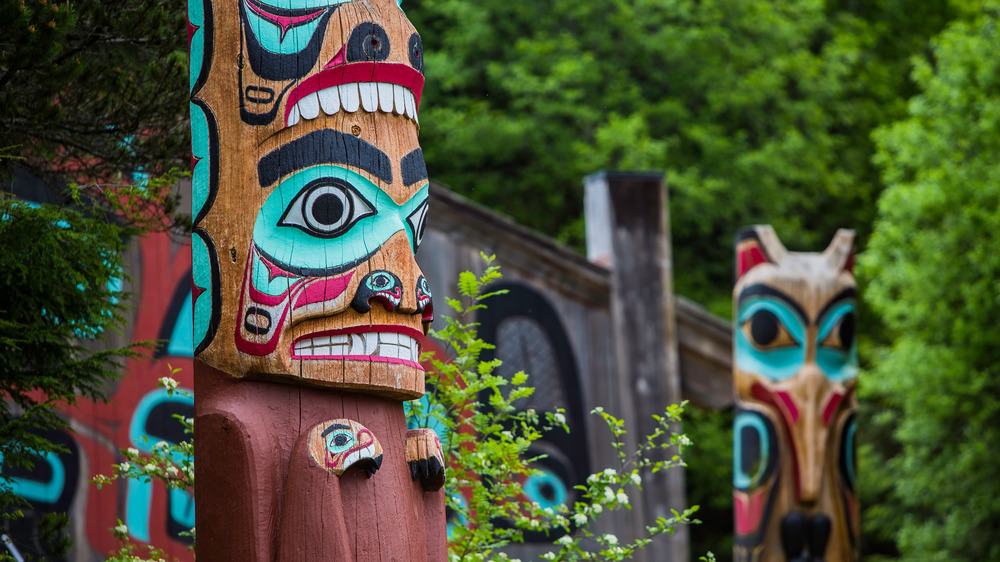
[325,429,355,454]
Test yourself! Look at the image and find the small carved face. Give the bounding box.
[732,226,859,561]
[191,0,432,398]
[307,419,384,477]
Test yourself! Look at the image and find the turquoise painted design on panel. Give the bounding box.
[816,301,859,382]
[735,297,806,381]
[191,102,210,222]
[245,0,358,55]
[192,232,214,352]
[251,256,302,297]
[170,487,196,528]
[126,389,194,543]
[843,420,856,486]
[0,450,65,504]
[733,412,770,490]
[253,165,427,274]
[189,0,204,93]
[166,291,194,357]
[522,469,568,510]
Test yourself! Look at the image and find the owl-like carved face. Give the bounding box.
[190,0,432,399]
[732,226,859,561]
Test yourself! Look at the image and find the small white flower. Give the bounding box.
[120,462,131,472]
[554,412,566,425]
[604,533,619,546]
[592,504,604,515]
[616,491,629,503]
[603,487,615,502]
[126,447,139,458]
[556,535,574,546]
[603,468,616,478]
[630,473,641,486]
[529,519,540,529]
[144,463,156,472]
[166,466,179,476]
[573,513,588,526]
[114,523,128,535]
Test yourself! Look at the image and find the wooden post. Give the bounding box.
[732,226,859,561]
[188,0,445,559]
[584,171,688,562]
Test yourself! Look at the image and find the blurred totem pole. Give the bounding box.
[188,0,444,559]
[732,226,859,562]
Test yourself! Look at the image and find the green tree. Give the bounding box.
[0,0,188,186]
[407,0,960,315]
[859,4,1000,559]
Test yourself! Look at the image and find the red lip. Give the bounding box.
[284,62,424,125]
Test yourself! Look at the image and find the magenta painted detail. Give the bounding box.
[292,272,354,310]
[245,1,327,41]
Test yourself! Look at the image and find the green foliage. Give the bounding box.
[416,255,698,560]
[0,0,188,185]
[0,197,150,516]
[859,4,1000,559]
[406,0,959,315]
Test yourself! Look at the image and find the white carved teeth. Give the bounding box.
[294,332,421,362]
[287,82,418,127]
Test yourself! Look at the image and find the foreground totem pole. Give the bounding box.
[732,226,859,562]
[188,0,445,559]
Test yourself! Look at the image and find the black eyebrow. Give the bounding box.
[320,423,352,438]
[736,284,808,322]
[258,129,392,187]
[401,148,428,186]
[817,287,858,322]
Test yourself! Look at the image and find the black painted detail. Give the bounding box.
[254,242,377,278]
[277,178,376,239]
[406,199,429,252]
[838,312,855,349]
[735,408,779,492]
[346,22,391,62]
[749,309,779,346]
[737,284,808,323]
[408,33,424,73]
[409,455,444,491]
[401,148,428,186]
[258,129,392,187]
[244,85,275,104]
[351,270,403,314]
[781,511,831,562]
[839,413,857,492]
[193,229,222,356]
[240,0,334,81]
[244,307,272,335]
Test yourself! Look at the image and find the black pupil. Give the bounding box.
[750,310,779,346]
[311,192,345,226]
[740,426,762,476]
[334,434,349,447]
[539,482,556,502]
[374,275,390,288]
[838,313,856,348]
[371,37,379,47]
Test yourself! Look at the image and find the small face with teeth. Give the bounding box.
[193,0,433,399]
[237,0,423,133]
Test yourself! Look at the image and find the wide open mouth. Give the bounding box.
[284,62,424,127]
[291,324,424,368]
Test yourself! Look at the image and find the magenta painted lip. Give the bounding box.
[284,62,424,125]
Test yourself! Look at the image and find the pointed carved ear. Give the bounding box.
[735,225,785,281]
[824,229,856,274]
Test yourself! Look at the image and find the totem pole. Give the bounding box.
[188,0,445,559]
[732,226,859,562]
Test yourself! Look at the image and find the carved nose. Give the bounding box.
[793,363,830,504]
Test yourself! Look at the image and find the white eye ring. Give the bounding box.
[278,179,375,238]
[406,199,429,251]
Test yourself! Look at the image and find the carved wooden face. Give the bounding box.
[732,226,859,562]
[190,0,431,399]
